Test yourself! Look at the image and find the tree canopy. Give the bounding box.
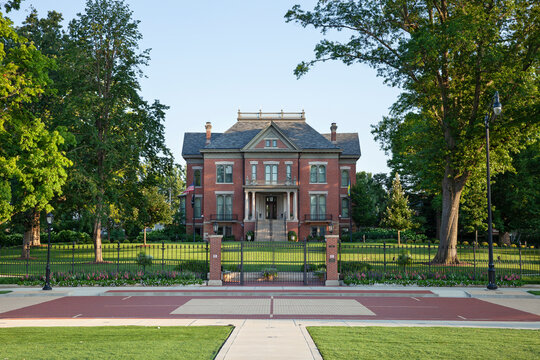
[286,0,540,263]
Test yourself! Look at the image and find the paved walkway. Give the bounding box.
[1,285,539,359]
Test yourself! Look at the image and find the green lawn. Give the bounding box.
[0,290,12,294]
[528,290,540,295]
[0,326,232,360]
[308,327,540,360]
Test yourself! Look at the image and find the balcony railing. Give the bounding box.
[245,178,297,186]
[210,214,239,221]
[304,214,333,222]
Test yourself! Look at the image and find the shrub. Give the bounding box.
[174,260,208,276]
[261,268,278,279]
[245,231,255,241]
[0,234,23,247]
[54,230,91,244]
[101,239,110,244]
[432,239,440,244]
[481,242,489,247]
[462,241,470,246]
[223,235,235,241]
[493,243,498,247]
[122,239,131,244]
[288,231,297,242]
[339,261,371,274]
[397,250,413,268]
[406,240,414,244]
[302,263,326,272]
[511,244,517,248]
[136,252,153,271]
[137,229,169,242]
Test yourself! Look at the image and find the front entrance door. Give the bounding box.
[265,196,277,219]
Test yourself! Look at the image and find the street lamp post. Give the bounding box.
[485,91,502,290]
[43,212,54,291]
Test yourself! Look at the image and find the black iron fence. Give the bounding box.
[0,242,209,279]
[339,242,540,277]
[221,241,326,285]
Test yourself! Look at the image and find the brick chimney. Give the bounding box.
[330,123,337,143]
[205,122,212,144]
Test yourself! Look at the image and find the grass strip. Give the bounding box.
[528,290,540,295]
[0,326,233,360]
[0,290,12,294]
[307,327,540,360]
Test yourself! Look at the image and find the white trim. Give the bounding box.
[215,191,234,195]
[309,161,328,165]
[249,161,259,164]
[308,191,328,195]
[263,161,280,165]
[339,166,351,170]
[340,194,349,198]
[284,161,293,164]
[215,161,234,165]
[192,166,203,170]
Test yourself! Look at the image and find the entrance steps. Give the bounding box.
[255,219,287,241]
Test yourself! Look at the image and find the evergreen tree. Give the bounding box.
[381,174,413,244]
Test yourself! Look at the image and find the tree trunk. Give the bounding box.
[21,209,41,258]
[432,174,466,264]
[397,230,401,245]
[93,216,103,262]
[143,227,147,246]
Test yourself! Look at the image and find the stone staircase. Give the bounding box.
[255,219,287,241]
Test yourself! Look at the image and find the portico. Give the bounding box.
[243,186,298,222]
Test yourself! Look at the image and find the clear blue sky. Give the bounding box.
[8,0,401,175]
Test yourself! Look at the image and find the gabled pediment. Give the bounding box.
[241,122,300,152]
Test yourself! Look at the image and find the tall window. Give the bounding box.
[216,194,233,220]
[341,197,350,218]
[265,164,278,184]
[310,165,326,183]
[216,164,233,183]
[251,164,257,181]
[194,169,201,187]
[341,170,349,187]
[193,197,202,218]
[179,196,186,223]
[286,164,292,181]
[310,194,326,220]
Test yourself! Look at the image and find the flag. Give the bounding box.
[182,183,195,194]
[347,179,351,197]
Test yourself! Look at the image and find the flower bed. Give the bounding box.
[344,270,523,287]
[15,270,204,287]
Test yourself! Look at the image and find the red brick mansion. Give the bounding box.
[181,111,360,241]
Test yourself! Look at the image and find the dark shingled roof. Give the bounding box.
[181,132,223,156]
[322,133,361,157]
[182,121,360,156]
[204,121,340,151]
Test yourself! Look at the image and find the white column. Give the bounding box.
[287,191,291,220]
[244,191,249,221]
[251,191,256,220]
[293,190,298,220]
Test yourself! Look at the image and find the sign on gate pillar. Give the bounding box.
[208,235,223,286]
[325,235,340,286]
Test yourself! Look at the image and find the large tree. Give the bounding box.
[60,0,171,261]
[350,171,387,227]
[1,9,70,256]
[286,0,540,263]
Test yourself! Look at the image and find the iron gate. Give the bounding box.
[221,241,326,285]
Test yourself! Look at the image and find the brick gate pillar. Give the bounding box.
[208,235,223,286]
[325,235,340,286]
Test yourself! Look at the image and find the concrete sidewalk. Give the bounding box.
[1,285,539,360]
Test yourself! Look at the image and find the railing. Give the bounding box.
[339,242,540,277]
[237,110,305,120]
[304,214,333,221]
[245,179,297,186]
[210,214,239,221]
[0,242,209,279]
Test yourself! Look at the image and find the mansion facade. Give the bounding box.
[181,111,360,241]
